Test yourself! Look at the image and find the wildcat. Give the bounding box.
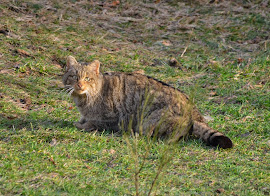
[62,56,233,149]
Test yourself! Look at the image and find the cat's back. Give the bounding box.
[103,72,150,88]
[102,72,150,101]
[103,72,190,105]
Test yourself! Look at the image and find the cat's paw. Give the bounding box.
[74,121,84,129]
[74,121,96,132]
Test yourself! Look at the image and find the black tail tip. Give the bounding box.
[211,135,233,149]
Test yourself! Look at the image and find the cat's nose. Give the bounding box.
[77,82,82,89]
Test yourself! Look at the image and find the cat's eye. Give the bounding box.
[72,76,77,80]
[85,77,92,82]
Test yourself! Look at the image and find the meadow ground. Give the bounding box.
[0,0,269,195]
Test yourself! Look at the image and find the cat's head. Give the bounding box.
[63,56,103,97]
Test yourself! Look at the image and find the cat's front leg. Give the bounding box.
[74,120,96,132]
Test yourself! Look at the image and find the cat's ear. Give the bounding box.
[88,60,100,75]
[66,56,78,71]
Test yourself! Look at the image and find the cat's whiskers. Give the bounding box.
[60,86,74,100]
[65,87,73,93]
[65,88,74,96]
[68,89,74,97]
[61,85,74,93]
[61,87,69,93]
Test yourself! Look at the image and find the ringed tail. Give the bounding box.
[192,121,233,149]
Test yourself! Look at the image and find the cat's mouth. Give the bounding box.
[75,89,88,95]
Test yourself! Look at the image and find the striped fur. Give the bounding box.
[62,56,233,149]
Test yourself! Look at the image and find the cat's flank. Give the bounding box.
[63,56,233,149]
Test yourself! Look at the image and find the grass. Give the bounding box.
[0,0,270,195]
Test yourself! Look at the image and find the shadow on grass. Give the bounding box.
[0,114,75,131]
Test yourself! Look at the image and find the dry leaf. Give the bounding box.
[16,49,29,56]
[162,40,172,46]
[209,91,217,96]
[237,58,244,64]
[0,69,13,74]
[49,173,59,178]
[242,116,253,122]
[52,64,62,69]
[233,73,241,80]
[109,149,116,155]
[209,60,219,66]
[111,0,120,7]
[133,69,145,75]
[49,157,56,166]
[85,164,92,169]
[16,49,31,56]
[234,71,243,79]
[102,48,108,52]
[225,116,230,120]
[254,84,263,88]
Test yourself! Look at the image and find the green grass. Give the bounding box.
[0,0,269,195]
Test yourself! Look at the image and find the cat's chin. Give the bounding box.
[75,90,88,95]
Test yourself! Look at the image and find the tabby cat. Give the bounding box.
[62,56,233,149]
